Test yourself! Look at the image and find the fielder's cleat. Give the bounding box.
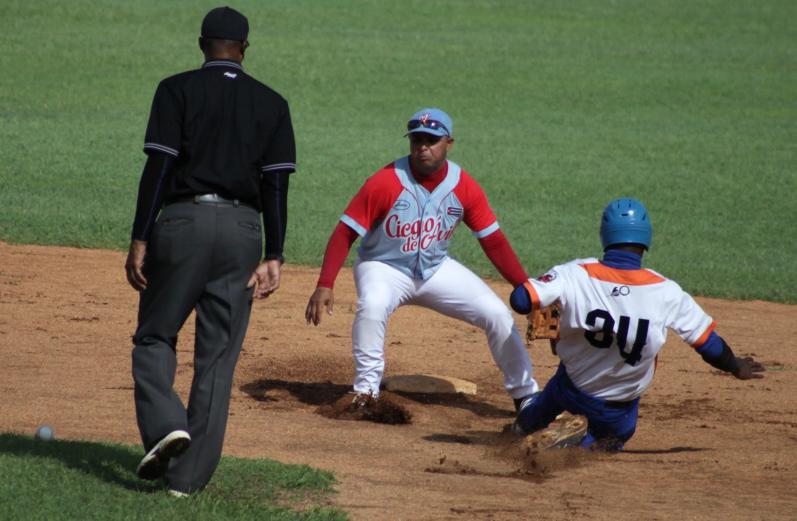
[167,489,190,498]
[137,430,191,480]
[350,391,377,410]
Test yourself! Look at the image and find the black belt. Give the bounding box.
[168,193,256,210]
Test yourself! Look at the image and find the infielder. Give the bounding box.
[305,108,539,408]
[509,198,765,450]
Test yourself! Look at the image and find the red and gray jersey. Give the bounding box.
[524,258,716,401]
[340,157,499,280]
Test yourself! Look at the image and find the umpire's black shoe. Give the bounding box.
[137,430,191,480]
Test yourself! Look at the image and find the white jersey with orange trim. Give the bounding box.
[524,258,716,402]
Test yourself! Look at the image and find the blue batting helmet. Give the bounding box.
[600,198,652,250]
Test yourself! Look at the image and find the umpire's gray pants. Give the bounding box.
[132,200,262,493]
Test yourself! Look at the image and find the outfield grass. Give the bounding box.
[0,0,794,302]
[0,434,345,520]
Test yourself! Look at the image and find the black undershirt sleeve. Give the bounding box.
[699,336,740,374]
[131,153,174,241]
[260,170,290,262]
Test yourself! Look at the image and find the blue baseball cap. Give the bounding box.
[406,108,453,138]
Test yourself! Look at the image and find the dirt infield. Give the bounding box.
[1,241,795,520]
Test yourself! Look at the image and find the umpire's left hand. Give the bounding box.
[247,259,281,299]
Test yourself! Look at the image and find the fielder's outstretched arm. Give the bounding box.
[477,230,528,287]
[305,222,359,325]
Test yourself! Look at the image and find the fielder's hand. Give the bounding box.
[125,240,148,291]
[247,259,281,299]
[305,287,334,326]
[732,356,766,380]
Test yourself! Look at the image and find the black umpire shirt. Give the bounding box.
[132,59,295,257]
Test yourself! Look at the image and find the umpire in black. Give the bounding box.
[124,6,295,496]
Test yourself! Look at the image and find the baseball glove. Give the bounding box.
[526,302,561,354]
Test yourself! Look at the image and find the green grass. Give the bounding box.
[0,433,346,521]
[0,0,795,302]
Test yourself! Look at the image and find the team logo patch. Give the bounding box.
[393,200,410,210]
[446,207,463,217]
[537,272,556,283]
[610,286,630,297]
[223,72,238,79]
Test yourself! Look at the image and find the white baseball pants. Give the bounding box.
[351,258,539,399]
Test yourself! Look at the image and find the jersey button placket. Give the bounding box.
[417,199,432,279]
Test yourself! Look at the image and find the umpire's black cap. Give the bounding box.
[201,6,249,41]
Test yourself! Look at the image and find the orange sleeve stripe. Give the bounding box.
[579,263,666,285]
[523,281,541,309]
[692,321,717,348]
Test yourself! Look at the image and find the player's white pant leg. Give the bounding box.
[351,260,415,396]
[414,258,539,399]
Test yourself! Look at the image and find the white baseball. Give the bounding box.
[35,425,55,441]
